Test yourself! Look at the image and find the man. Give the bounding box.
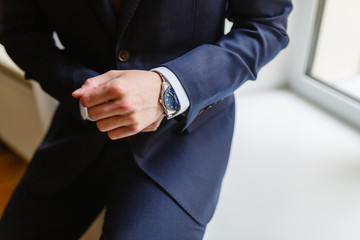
[0,0,292,239]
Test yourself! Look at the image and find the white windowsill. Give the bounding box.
[334,76,360,101]
[205,88,360,240]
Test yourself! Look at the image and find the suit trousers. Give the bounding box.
[0,139,206,240]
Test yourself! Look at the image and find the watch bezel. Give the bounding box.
[156,73,181,119]
[160,82,180,119]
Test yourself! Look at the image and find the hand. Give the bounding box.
[72,70,164,140]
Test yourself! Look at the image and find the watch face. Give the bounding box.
[164,86,180,111]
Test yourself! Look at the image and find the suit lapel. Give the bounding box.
[87,0,142,41]
[116,0,142,39]
[87,0,117,38]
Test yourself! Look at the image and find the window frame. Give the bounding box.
[290,0,360,129]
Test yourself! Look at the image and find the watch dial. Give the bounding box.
[164,87,180,111]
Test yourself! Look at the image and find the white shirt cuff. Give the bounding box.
[152,67,190,116]
[79,102,95,121]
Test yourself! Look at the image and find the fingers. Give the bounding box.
[79,79,126,108]
[97,115,143,140]
[96,112,164,140]
[87,98,133,121]
[72,70,123,98]
[107,126,140,140]
[96,115,135,132]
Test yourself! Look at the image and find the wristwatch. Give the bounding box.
[153,71,181,119]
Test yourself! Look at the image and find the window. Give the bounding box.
[308,0,360,102]
[290,0,360,129]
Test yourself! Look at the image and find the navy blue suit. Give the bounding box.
[0,0,292,238]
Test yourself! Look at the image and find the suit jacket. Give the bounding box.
[0,0,292,225]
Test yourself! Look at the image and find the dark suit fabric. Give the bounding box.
[0,0,292,235]
[0,140,206,240]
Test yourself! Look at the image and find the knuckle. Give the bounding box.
[114,100,123,110]
[112,101,122,113]
[127,113,137,123]
[120,71,129,78]
[111,84,124,95]
[81,95,91,107]
[84,78,94,86]
[107,70,118,78]
[130,123,141,132]
[87,109,97,120]
[121,101,132,111]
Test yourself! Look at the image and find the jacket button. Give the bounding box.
[118,49,130,62]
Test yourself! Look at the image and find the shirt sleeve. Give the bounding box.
[152,66,190,116]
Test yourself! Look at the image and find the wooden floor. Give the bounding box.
[0,144,27,217]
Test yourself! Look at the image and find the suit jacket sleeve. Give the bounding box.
[0,0,99,119]
[162,0,293,129]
